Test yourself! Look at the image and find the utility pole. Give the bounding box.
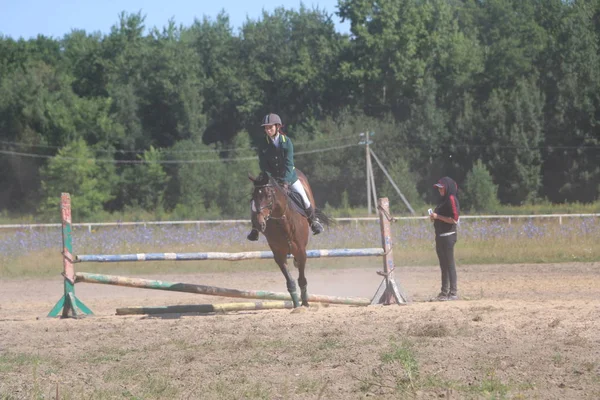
[359,132,376,214]
[360,132,416,216]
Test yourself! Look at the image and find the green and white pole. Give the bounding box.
[48,193,93,318]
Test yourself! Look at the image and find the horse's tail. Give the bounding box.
[315,208,335,227]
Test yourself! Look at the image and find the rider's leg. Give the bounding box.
[290,180,311,209]
[290,180,324,235]
[247,201,259,241]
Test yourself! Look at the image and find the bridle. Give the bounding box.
[253,183,288,221]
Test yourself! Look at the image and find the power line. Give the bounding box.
[0,133,358,155]
[0,143,361,164]
[448,143,600,150]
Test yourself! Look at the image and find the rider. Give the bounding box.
[247,113,324,241]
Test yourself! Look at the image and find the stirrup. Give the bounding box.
[247,229,259,241]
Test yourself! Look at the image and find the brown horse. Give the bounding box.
[248,170,332,308]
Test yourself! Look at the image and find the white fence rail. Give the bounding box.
[0,214,598,232]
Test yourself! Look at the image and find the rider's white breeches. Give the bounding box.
[291,180,311,209]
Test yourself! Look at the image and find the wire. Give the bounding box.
[0,133,358,155]
[0,143,361,164]
[448,143,600,150]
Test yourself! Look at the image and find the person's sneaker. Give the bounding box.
[447,294,459,301]
[430,293,449,302]
[247,229,259,241]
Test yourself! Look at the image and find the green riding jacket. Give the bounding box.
[258,133,298,184]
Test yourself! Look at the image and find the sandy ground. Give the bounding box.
[1,262,599,399]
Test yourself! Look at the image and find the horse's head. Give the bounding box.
[249,172,287,232]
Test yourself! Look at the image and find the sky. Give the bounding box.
[0,0,350,40]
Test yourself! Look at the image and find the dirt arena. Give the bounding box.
[1,262,599,399]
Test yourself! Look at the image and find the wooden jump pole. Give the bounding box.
[116,301,295,315]
[75,272,372,306]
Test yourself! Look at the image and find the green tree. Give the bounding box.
[190,13,251,145]
[377,156,422,214]
[462,159,499,212]
[117,147,170,212]
[240,6,344,143]
[100,12,149,151]
[139,22,205,148]
[38,139,115,219]
[338,0,483,119]
[479,78,544,204]
[166,136,256,218]
[535,0,600,202]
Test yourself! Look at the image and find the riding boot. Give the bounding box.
[247,212,260,241]
[306,206,324,235]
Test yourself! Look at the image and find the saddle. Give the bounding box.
[286,189,308,218]
[265,175,309,218]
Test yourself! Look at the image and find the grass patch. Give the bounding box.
[295,378,328,395]
[355,340,420,396]
[81,346,136,364]
[0,352,43,373]
[207,378,273,400]
[467,372,510,398]
[407,322,450,338]
[318,338,343,351]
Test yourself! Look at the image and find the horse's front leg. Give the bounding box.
[274,253,300,308]
[295,252,309,307]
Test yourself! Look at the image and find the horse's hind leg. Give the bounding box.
[275,253,300,308]
[295,253,309,307]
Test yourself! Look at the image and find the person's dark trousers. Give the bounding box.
[435,233,458,295]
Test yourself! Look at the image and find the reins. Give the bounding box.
[253,183,289,221]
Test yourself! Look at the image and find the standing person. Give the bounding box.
[430,176,460,301]
[247,113,324,241]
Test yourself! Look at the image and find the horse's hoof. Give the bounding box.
[291,307,308,314]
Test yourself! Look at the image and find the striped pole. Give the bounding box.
[75,272,371,306]
[75,248,384,263]
[116,301,295,315]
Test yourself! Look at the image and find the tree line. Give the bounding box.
[1,0,598,220]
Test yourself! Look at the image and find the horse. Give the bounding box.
[248,169,333,308]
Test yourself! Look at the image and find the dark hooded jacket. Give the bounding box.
[434,176,460,236]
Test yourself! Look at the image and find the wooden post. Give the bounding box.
[371,197,409,305]
[48,193,93,318]
[366,138,372,214]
